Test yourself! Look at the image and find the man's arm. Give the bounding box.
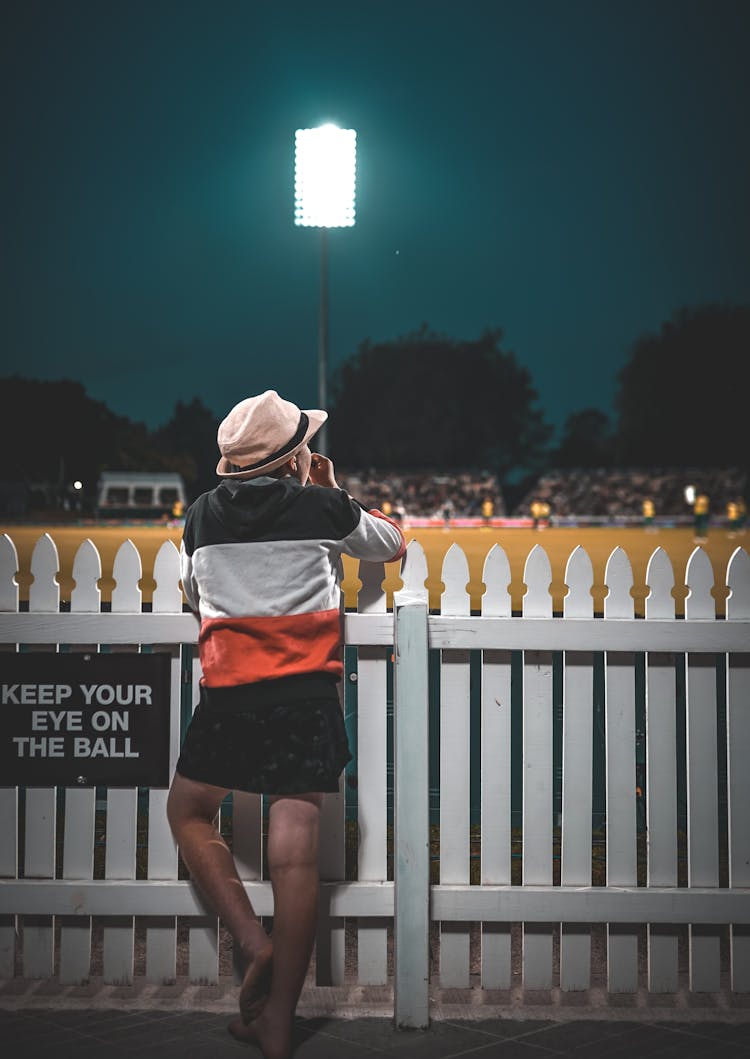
[310,453,406,563]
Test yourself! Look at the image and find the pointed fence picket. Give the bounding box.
[439,543,472,987]
[59,537,100,985]
[355,558,390,984]
[102,540,141,984]
[603,546,639,993]
[685,546,721,992]
[146,540,183,984]
[316,710,347,989]
[726,547,750,992]
[560,545,595,991]
[644,546,679,993]
[187,648,219,984]
[24,533,59,979]
[479,544,513,988]
[521,544,555,989]
[1,532,749,1019]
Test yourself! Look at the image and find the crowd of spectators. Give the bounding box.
[336,466,746,523]
[510,467,747,521]
[336,468,505,519]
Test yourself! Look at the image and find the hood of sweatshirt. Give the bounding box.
[183,475,366,556]
[205,476,306,539]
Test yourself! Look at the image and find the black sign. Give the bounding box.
[0,652,172,788]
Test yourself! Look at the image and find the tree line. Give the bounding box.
[0,385,220,505]
[1,303,747,505]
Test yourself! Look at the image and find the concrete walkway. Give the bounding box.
[2,979,749,1059]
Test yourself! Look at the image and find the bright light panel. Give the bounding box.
[294,124,356,227]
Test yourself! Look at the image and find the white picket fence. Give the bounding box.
[0,531,749,1025]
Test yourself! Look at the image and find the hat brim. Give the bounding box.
[216,408,328,480]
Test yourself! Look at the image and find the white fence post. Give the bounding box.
[393,543,430,1028]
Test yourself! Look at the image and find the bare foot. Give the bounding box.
[239,941,273,1023]
[228,1013,292,1059]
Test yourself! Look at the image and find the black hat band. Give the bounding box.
[228,412,309,473]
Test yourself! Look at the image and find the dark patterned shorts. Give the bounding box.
[175,686,352,795]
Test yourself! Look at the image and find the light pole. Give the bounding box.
[294,123,357,454]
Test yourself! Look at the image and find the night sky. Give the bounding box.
[3,0,749,440]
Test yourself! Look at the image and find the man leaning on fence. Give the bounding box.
[166,390,405,1059]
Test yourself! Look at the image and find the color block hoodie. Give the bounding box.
[180,477,406,689]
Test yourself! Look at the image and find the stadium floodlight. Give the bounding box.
[294,125,356,228]
[294,124,357,454]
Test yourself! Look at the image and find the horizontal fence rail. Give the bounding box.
[0,532,749,1025]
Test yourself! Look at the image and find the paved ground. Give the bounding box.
[2,980,750,1058]
[2,1006,750,1059]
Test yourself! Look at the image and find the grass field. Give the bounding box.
[2,521,745,615]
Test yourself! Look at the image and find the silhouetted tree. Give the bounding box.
[329,326,553,479]
[154,398,220,500]
[0,377,119,490]
[614,304,749,469]
[0,378,203,501]
[553,408,615,468]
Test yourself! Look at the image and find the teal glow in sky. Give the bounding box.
[2,0,749,438]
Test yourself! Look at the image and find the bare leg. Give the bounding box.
[229,792,322,1059]
[167,773,272,1015]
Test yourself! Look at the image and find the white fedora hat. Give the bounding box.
[216,390,327,480]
